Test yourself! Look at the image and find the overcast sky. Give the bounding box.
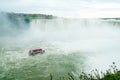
[1,0,120,18]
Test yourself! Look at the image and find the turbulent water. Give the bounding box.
[0,17,120,80]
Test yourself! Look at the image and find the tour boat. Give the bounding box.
[29,48,45,56]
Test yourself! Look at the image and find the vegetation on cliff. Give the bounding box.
[50,62,120,80]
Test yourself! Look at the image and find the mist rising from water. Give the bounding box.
[1,14,120,79]
[28,18,120,51]
[27,18,120,71]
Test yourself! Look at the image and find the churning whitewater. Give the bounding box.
[0,16,120,80]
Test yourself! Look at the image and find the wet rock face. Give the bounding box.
[0,12,57,37]
[0,13,30,36]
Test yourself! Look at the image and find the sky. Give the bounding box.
[0,0,120,18]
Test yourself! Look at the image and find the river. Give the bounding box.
[0,18,120,80]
